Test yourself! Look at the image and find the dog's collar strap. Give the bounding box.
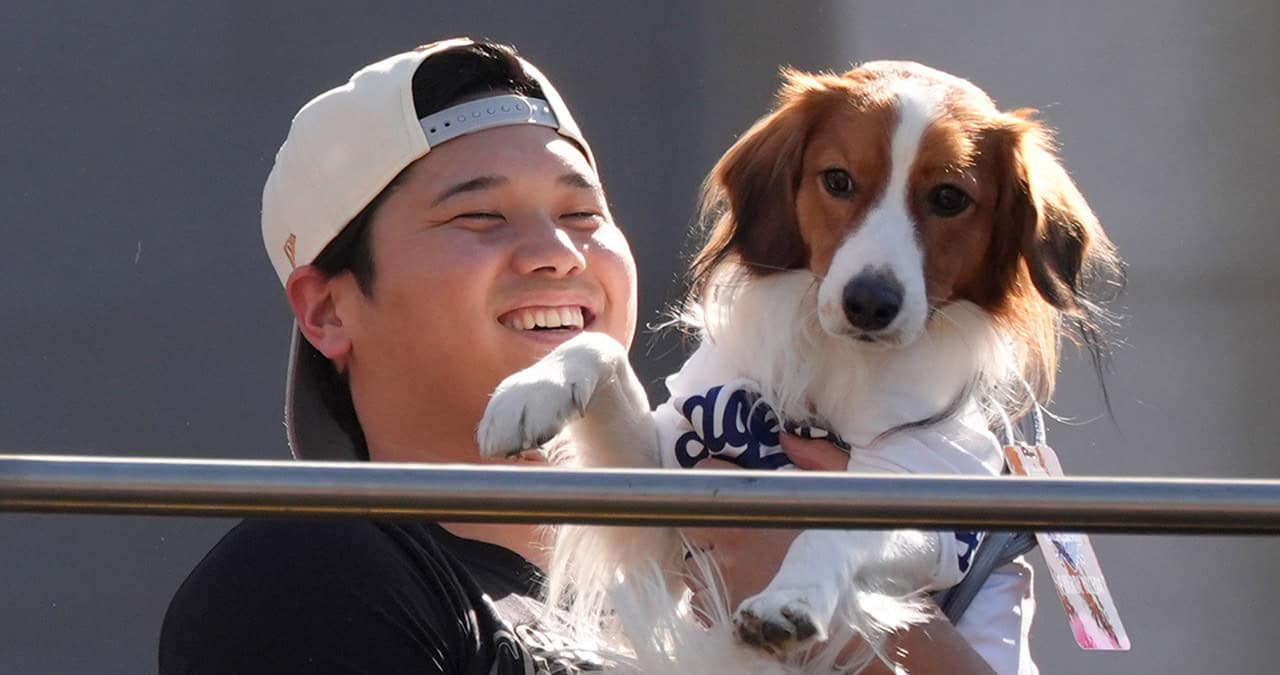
[936,531,1039,623]
[992,387,1047,449]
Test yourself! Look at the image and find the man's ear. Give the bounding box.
[286,266,354,363]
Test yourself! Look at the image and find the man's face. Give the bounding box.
[336,125,637,458]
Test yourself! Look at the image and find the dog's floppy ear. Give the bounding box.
[987,111,1125,401]
[691,71,841,293]
[995,111,1123,317]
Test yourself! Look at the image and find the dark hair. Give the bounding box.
[304,41,545,460]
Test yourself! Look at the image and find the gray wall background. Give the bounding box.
[1,2,1276,673]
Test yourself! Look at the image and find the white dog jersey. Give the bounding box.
[652,342,1039,674]
[654,341,1005,589]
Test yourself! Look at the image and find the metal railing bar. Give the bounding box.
[1,455,1276,534]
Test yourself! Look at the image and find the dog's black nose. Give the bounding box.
[842,274,904,332]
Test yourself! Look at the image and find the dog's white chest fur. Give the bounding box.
[675,269,1010,458]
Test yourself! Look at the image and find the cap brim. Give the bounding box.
[285,324,361,461]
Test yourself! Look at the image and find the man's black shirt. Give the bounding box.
[159,519,606,674]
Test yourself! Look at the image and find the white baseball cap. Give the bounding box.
[261,38,595,460]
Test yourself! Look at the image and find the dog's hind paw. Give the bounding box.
[734,590,828,655]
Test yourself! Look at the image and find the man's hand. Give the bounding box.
[778,431,852,471]
[680,434,847,615]
[680,457,800,621]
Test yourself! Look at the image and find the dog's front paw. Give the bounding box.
[477,368,593,458]
[734,588,829,655]
[477,342,608,458]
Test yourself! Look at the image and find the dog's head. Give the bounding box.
[692,61,1122,396]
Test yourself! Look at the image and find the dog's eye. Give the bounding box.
[927,184,972,217]
[821,169,855,198]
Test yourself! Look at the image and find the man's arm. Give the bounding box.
[861,611,998,675]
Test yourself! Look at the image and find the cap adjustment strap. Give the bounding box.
[419,94,559,147]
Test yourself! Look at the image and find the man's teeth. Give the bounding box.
[505,307,585,330]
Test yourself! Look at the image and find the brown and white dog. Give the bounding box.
[479,61,1121,672]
